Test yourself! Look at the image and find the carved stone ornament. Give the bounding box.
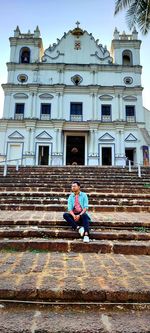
[74,40,81,50]
[71,21,84,36]
[71,74,83,85]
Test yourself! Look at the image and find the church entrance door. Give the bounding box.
[66,136,85,165]
[125,148,136,166]
[38,145,49,165]
[102,147,112,165]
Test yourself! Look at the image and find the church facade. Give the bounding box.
[0,23,150,167]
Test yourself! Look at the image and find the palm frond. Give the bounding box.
[126,1,140,29]
[114,0,150,35]
[136,0,150,34]
[114,0,133,15]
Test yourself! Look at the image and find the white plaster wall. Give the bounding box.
[144,108,150,132]
[112,46,140,65]
[10,44,41,63]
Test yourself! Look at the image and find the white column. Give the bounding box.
[120,95,123,120]
[94,94,97,120]
[3,93,11,118]
[117,94,121,120]
[92,94,94,119]
[27,128,31,152]
[93,130,97,154]
[32,92,37,118]
[90,129,94,154]
[93,71,95,85]
[89,130,94,154]
[59,93,63,119]
[58,129,62,153]
[115,130,120,155]
[29,93,34,118]
[57,93,60,119]
[55,129,58,152]
[30,128,35,154]
[120,130,125,155]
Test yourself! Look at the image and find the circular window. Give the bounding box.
[124,77,133,85]
[17,74,28,83]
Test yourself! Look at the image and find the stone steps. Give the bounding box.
[0,251,150,303]
[0,303,150,333]
[0,203,150,212]
[0,166,149,328]
[1,187,150,193]
[0,226,150,241]
[0,191,150,212]
[0,238,150,255]
[0,219,149,228]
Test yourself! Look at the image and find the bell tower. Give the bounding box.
[9,26,43,64]
[111,27,141,66]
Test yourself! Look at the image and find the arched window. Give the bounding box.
[20,47,30,64]
[122,50,133,66]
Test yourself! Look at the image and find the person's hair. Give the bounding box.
[72,180,80,187]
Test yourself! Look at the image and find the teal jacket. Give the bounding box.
[67,191,90,218]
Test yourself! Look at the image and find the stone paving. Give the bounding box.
[0,210,150,332]
[0,303,150,333]
[0,210,150,223]
[0,251,150,302]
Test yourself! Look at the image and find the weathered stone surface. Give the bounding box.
[0,252,150,302]
[0,303,150,332]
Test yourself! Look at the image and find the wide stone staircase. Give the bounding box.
[0,166,150,332]
[0,166,150,212]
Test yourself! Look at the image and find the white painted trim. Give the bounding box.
[7,142,23,165]
[35,142,52,165]
[99,143,115,166]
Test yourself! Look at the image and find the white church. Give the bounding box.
[0,22,150,167]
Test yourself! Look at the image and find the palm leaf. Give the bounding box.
[126,1,140,29]
[114,0,133,14]
[136,0,150,34]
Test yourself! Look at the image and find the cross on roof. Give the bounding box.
[76,21,80,28]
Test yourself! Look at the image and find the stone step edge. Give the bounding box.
[0,220,149,227]
[1,192,150,197]
[0,229,150,241]
[0,205,149,212]
[0,239,150,255]
[0,286,150,303]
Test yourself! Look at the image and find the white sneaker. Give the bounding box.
[83,235,90,243]
[78,227,84,237]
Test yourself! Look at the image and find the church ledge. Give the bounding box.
[1,84,143,92]
[0,119,145,126]
[6,62,142,70]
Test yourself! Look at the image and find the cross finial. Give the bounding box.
[76,21,80,28]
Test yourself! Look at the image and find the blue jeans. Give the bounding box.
[63,212,90,234]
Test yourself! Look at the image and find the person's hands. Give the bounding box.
[74,215,80,222]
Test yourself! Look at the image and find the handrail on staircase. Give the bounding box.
[0,157,26,177]
[127,159,142,178]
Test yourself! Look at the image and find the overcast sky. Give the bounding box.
[0,0,150,118]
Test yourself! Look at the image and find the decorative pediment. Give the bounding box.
[99,132,115,141]
[41,23,112,65]
[99,94,113,101]
[125,133,137,141]
[13,93,28,99]
[123,95,137,101]
[39,93,54,99]
[36,131,53,140]
[8,131,24,139]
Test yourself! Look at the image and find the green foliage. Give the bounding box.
[114,0,150,35]
[134,226,149,232]
[144,183,150,188]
